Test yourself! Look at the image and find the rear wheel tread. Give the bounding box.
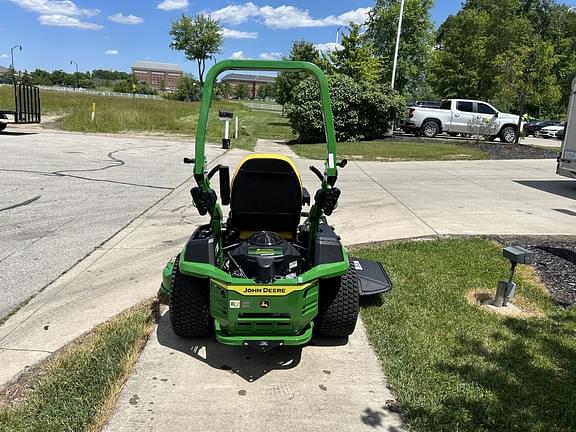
[315,262,360,337]
[169,255,212,337]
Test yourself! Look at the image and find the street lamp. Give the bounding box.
[70,60,79,89]
[336,26,343,44]
[10,45,22,83]
[391,0,405,89]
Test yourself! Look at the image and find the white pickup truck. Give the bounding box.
[401,99,520,143]
[557,78,576,178]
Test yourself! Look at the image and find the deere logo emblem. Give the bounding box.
[259,300,270,309]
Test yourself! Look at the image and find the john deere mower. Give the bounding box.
[160,60,392,351]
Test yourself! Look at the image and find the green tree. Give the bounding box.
[329,23,383,85]
[234,83,249,99]
[285,73,405,142]
[430,0,566,115]
[169,14,223,85]
[275,40,324,106]
[175,74,200,101]
[493,40,560,115]
[366,0,435,95]
[29,69,53,85]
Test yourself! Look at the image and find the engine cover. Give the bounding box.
[228,231,302,282]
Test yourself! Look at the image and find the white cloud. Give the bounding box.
[315,42,343,53]
[230,51,245,59]
[157,0,188,11]
[222,28,258,39]
[258,52,282,60]
[108,13,143,25]
[105,49,119,55]
[9,0,99,17]
[0,54,8,58]
[211,2,259,25]
[210,2,370,29]
[39,14,102,30]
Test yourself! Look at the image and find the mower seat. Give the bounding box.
[230,154,303,238]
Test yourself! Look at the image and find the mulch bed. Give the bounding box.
[491,236,576,307]
[391,135,559,160]
[455,142,558,160]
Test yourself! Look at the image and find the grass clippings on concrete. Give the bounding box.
[357,238,576,432]
[290,140,489,162]
[0,300,157,432]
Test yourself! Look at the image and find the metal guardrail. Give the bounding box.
[0,83,162,100]
[240,101,282,112]
[38,86,163,100]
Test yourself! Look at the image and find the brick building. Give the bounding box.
[221,73,276,98]
[131,61,183,91]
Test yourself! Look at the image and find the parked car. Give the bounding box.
[523,120,562,136]
[535,124,565,139]
[402,99,520,143]
[407,100,442,109]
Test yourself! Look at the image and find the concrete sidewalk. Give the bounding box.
[254,139,299,157]
[3,146,576,431]
[103,314,404,432]
[0,148,245,386]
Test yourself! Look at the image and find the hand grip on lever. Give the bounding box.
[309,165,324,181]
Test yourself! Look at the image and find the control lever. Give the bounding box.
[183,157,195,164]
[309,165,324,182]
[208,164,222,179]
[337,159,348,168]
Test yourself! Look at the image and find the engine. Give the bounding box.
[226,231,302,282]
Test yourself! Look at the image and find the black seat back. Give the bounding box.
[230,156,302,236]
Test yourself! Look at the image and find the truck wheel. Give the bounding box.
[421,120,439,138]
[169,255,212,337]
[499,126,517,143]
[315,263,360,338]
[0,123,6,132]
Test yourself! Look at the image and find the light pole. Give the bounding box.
[336,26,343,44]
[70,60,79,89]
[391,0,405,89]
[10,45,22,83]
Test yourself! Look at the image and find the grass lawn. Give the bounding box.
[356,238,576,432]
[0,87,292,151]
[290,140,488,161]
[0,301,156,432]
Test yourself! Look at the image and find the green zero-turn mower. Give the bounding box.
[160,60,392,352]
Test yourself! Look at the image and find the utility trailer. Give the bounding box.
[0,83,41,132]
[557,77,576,178]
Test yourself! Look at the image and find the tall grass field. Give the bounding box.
[0,86,292,150]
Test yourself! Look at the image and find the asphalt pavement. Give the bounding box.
[0,131,223,318]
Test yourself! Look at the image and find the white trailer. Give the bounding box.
[557,78,576,178]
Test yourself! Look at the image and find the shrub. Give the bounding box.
[285,73,405,143]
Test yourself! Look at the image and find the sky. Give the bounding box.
[1,0,575,74]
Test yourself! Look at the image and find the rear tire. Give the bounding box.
[315,263,360,337]
[421,120,440,138]
[0,123,6,132]
[499,126,517,143]
[169,255,212,337]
